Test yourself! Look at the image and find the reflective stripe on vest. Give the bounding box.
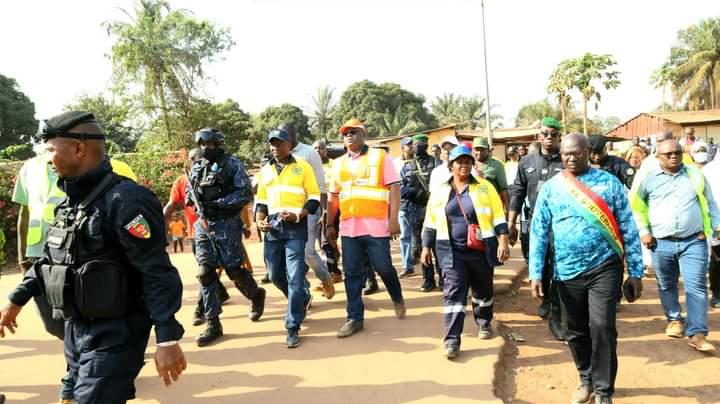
[334,148,388,220]
[686,165,712,237]
[425,180,503,240]
[259,161,312,216]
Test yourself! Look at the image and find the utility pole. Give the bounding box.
[481,0,492,146]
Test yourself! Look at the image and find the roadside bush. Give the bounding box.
[118,150,186,204]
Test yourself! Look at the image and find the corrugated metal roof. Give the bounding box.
[456,128,539,139]
[646,110,720,124]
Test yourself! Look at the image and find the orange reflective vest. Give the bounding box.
[332,147,389,220]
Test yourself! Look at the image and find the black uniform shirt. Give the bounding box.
[509,152,564,214]
[598,155,635,189]
[9,159,185,343]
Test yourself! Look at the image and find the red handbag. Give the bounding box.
[453,185,485,251]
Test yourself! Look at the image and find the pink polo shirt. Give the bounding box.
[330,149,400,238]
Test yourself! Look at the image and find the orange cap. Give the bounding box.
[339,118,366,134]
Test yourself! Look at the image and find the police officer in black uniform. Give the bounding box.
[187,128,266,347]
[508,117,566,341]
[0,111,187,403]
[588,134,636,188]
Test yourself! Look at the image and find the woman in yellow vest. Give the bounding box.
[421,145,510,359]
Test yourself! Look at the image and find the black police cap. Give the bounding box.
[39,110,105,141]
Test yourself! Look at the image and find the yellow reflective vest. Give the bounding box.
[331,147,389,220]
[255,157,320,215]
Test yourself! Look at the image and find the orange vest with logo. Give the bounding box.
[333,147,389,220]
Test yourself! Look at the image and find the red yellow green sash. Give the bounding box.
[559,170,624,259]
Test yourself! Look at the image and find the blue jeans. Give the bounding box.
[265,239,309,331]
[305,212,331,283]
[399,209,414,271]
[341,236,404,321]
[652,235,709,337]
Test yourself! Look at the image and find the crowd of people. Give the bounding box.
[0,111,718,404]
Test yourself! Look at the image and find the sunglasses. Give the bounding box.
[539,130,561,138]
[658,150,682,158]
[342,129,362,137]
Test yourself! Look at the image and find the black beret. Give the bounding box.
[40,110,104,140]
[588,134,606,153]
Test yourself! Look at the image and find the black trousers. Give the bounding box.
[542,252,561,321]
[710,246,720,297]
[557,258,621,398]
[442,252,494,346]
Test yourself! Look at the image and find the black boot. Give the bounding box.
[196,317,223,347]
[363,277,379,295]
[249,287,266,322]
[192,306,205,326]
[549,317,566,341]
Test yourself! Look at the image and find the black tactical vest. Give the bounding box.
[40,173,129,321]
[196,156,237,217]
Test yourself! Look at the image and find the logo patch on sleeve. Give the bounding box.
[125,214,151,239]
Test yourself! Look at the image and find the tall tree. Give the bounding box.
[650,62,676,111]
[64,94,141,152]
[0,74,36,149]
[331,80,436,137]
[547,61,576,133]
[662,17,720,110]
[379,105,422,137]
[309,86,335,139]
[105,0,234,148]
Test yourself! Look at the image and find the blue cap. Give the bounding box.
[268,128,291,143]
[448,145,475,163]
[400,136,412,146]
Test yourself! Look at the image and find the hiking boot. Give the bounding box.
[688,334,716,352]
[249,287,266,322]
[595,395,613,404]
[398,269,415,278]
[286,329,300,348]
[710,295,720,308]
[420,282,437,292]
[322,278,336,300]
[394,300,407,319]
[337,320,364,338]
[196,317,223,347]
[331,272,343,283]
[363,278,379,295]
[549,317,566,341]
[260,273,271,284]
[313,283,324,292]
[478,324,492,340]
[665,320,684,338]
[218,281,230,304]
[571,382,594,404]
[443,342,459,359]
[192,308,205,327]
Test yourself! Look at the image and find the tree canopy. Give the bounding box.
[0,74,37,149]
[105,0,235,148]
[332,80,436,137]
[65,94,141,152]
[238,103,310,162]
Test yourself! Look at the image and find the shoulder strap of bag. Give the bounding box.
[452,184,472,225]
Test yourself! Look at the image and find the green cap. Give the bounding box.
[412,133,429,142]
[472,137,490,149]
[541,117,562,130]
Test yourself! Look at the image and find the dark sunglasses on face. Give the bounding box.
[658,150,682,158]
[539,130,561,138]
[343,129,362,137]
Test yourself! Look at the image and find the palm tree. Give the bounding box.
[309,86,335,139]
[430,93,462,126]
[668,18,720,110]
[379,106,422,137]
[514,99,562,128]
[650,62,676,111]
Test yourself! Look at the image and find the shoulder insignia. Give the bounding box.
[525,167,536,173]
[478,184,488,193]
[125,214,151,239]
[292,165,302,176]
[626,167,635,176]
